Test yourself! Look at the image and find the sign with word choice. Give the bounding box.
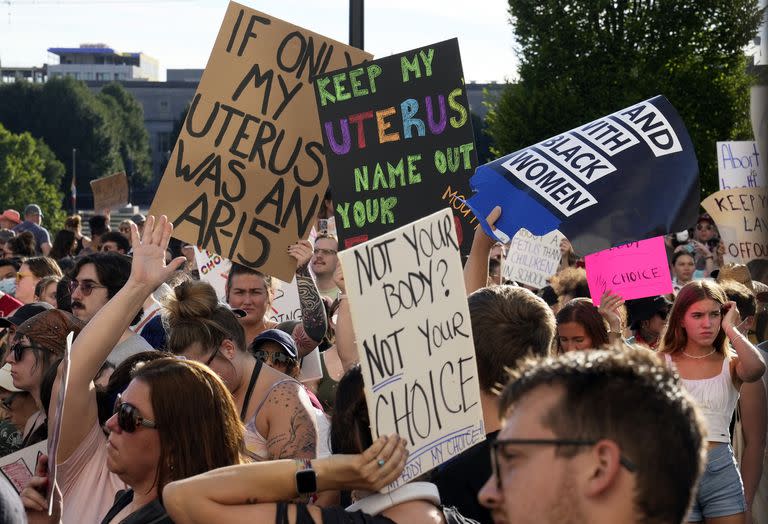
[90,172,129,211]
[466,95,699,256]
[504,229,564,288]
[315,39,478,255]
[702,188,768,263]
[717,141,765,189]
[149,2,371,282]
[339,208,484,491]
[585,236,672,305]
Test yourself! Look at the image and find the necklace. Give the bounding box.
[682,349,716,359]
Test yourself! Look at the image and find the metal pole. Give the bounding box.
[71,148,77,214]
[349,0,364,50]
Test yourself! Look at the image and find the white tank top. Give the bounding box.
[665,353,739,443]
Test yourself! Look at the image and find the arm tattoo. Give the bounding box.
[295,268,328,345]
[265,382,317,460]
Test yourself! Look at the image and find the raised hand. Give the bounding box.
[288,240,314,270]
[128,215,186,291]
[598,290,624,332]
[721,300,742,333]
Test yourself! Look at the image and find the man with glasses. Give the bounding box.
[310,234,340,300]
[479,348,706,524]
[70,253,153,365]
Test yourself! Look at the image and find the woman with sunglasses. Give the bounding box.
[164,279,318,462]
[659,280,766,523]
[3,308,82,448]
[14,256,62,305]
[163,365,476,524]
[45,216,245,524]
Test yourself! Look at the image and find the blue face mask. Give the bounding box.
[0,278,16,295]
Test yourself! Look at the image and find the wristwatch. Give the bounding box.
[295,459,317,495]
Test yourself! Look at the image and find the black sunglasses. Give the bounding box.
[1,392,21,410]
[9,342,37,362]
[69,279,107,296]
[253,349,294,365]
[490,438,637,488]
[114,394,157,433]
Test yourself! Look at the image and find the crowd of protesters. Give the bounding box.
[0,197,764,524]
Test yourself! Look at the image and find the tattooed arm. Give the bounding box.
[264,381,318,460]
[288,240,328,355]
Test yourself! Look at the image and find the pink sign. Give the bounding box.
[585,236,673,305]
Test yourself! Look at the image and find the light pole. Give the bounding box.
[349,0,364,50]
[71,148,77,214]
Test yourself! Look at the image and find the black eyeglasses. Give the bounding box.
[1,392,21,410]
[313,248,337,256]
[490,438,637,488]
[69,279,107,296]
[253,349,294,365]
[204,348,219,367]
[9,342,37,362]
[113,394,157,433]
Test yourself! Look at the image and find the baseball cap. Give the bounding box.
[23,204,43,217]
[130,213,146,225]
[0,210,20,225]
[0,364,21,392]
[626,295,673,330]
[15,309,85,356]
[250,329,298,358]
[0,302,53,329]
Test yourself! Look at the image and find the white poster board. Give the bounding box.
[717,141,765,190]
[503,229,563,288]
[0,440,46,493]
[339,208,485,491]
[194,247,232,302]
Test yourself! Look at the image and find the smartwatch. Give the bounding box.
[295,459,317,495]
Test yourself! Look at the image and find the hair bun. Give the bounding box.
[163,280,219,324]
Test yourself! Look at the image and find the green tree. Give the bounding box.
[487,0,764,196]
[0,123,65,232]
[98,82,153,187]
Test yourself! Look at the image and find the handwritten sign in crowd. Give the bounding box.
[315,39,478,255]
[466,95,700,256]
[150,2,371,282]
[702,188,768,263]
[717,141,765,190]
[0,441,45,494]
[584,236,672,305]
[503,229,563,288]
[339,208,484,491]
[90,172,129,211]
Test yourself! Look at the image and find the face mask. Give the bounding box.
[0,278,15,295]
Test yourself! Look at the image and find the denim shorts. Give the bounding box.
[687,444,746,521]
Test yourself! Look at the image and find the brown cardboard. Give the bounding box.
[149,1,371,281]
[90,172,129,211]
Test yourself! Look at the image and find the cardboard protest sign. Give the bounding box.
[717,141,765,189]
[315,39,478,255]
[0,440,46,493]
[702,188,768,263]
[90,172,129,211]
[466,95,699,256]
[149,2,371,282]
[503,229,564,288]
[584,236,672,305]
[338,208,484,491]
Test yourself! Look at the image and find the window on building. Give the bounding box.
[157,132,172,154]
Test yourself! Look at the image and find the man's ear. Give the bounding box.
[583,439,624,497]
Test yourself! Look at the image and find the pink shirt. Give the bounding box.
[57,422,125,524]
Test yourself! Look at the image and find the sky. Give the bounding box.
[0,0,520,82]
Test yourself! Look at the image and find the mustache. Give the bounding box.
[71,301,85,309]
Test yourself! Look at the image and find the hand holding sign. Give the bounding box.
[597,290,624,332]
